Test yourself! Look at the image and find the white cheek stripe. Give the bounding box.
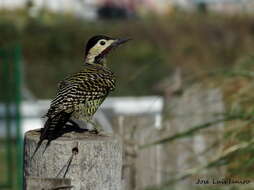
[85,40,114,63]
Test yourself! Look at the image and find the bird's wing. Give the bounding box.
[33,65,115,159]
[46,65,115,118]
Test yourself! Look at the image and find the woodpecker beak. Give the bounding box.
[112,38,131,47]
[97,38,131,62]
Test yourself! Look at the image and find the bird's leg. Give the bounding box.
[68,119,80,128]
[87,120,102,134]
[68,119,89,133]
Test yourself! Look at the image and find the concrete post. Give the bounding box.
[24,130,123,190]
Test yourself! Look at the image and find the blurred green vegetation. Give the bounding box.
[143,56,254,190]
[218,58,254,180]
[1,9,254,98]
[0,140,18,189]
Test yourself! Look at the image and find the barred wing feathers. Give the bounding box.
[31,64,115,159]
[46,64,116,118]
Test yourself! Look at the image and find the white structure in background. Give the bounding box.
[0,0,98,19]
[190,0,254,13]
[0,0,172,17]
[0,96,163,136]
[207,0,254,13]
[1,0,254,16]
[171,0,194,9]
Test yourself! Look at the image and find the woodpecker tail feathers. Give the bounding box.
[30,111,73,160]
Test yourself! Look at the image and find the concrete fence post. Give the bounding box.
[25,177,72,190]
[24,130,123,190]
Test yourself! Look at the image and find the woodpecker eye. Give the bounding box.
[100,41,106,45]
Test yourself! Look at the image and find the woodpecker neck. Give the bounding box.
[85,53,106,66]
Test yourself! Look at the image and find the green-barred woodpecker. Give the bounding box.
[31,35,130,159]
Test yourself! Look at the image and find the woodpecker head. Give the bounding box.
[84,35,130,65]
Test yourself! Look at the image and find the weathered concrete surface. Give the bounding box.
[25,177,72,190]
[24,130,123,190]
[111,86,225,190]
[162,86,225,190]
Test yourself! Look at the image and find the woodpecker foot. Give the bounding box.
[67,119,90,133]
[87,120,103,134]
[89,129,99,134]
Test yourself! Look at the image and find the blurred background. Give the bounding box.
[1,0,254,189]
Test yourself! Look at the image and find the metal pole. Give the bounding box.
[13,45,23,189]
[1,48,13,189]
